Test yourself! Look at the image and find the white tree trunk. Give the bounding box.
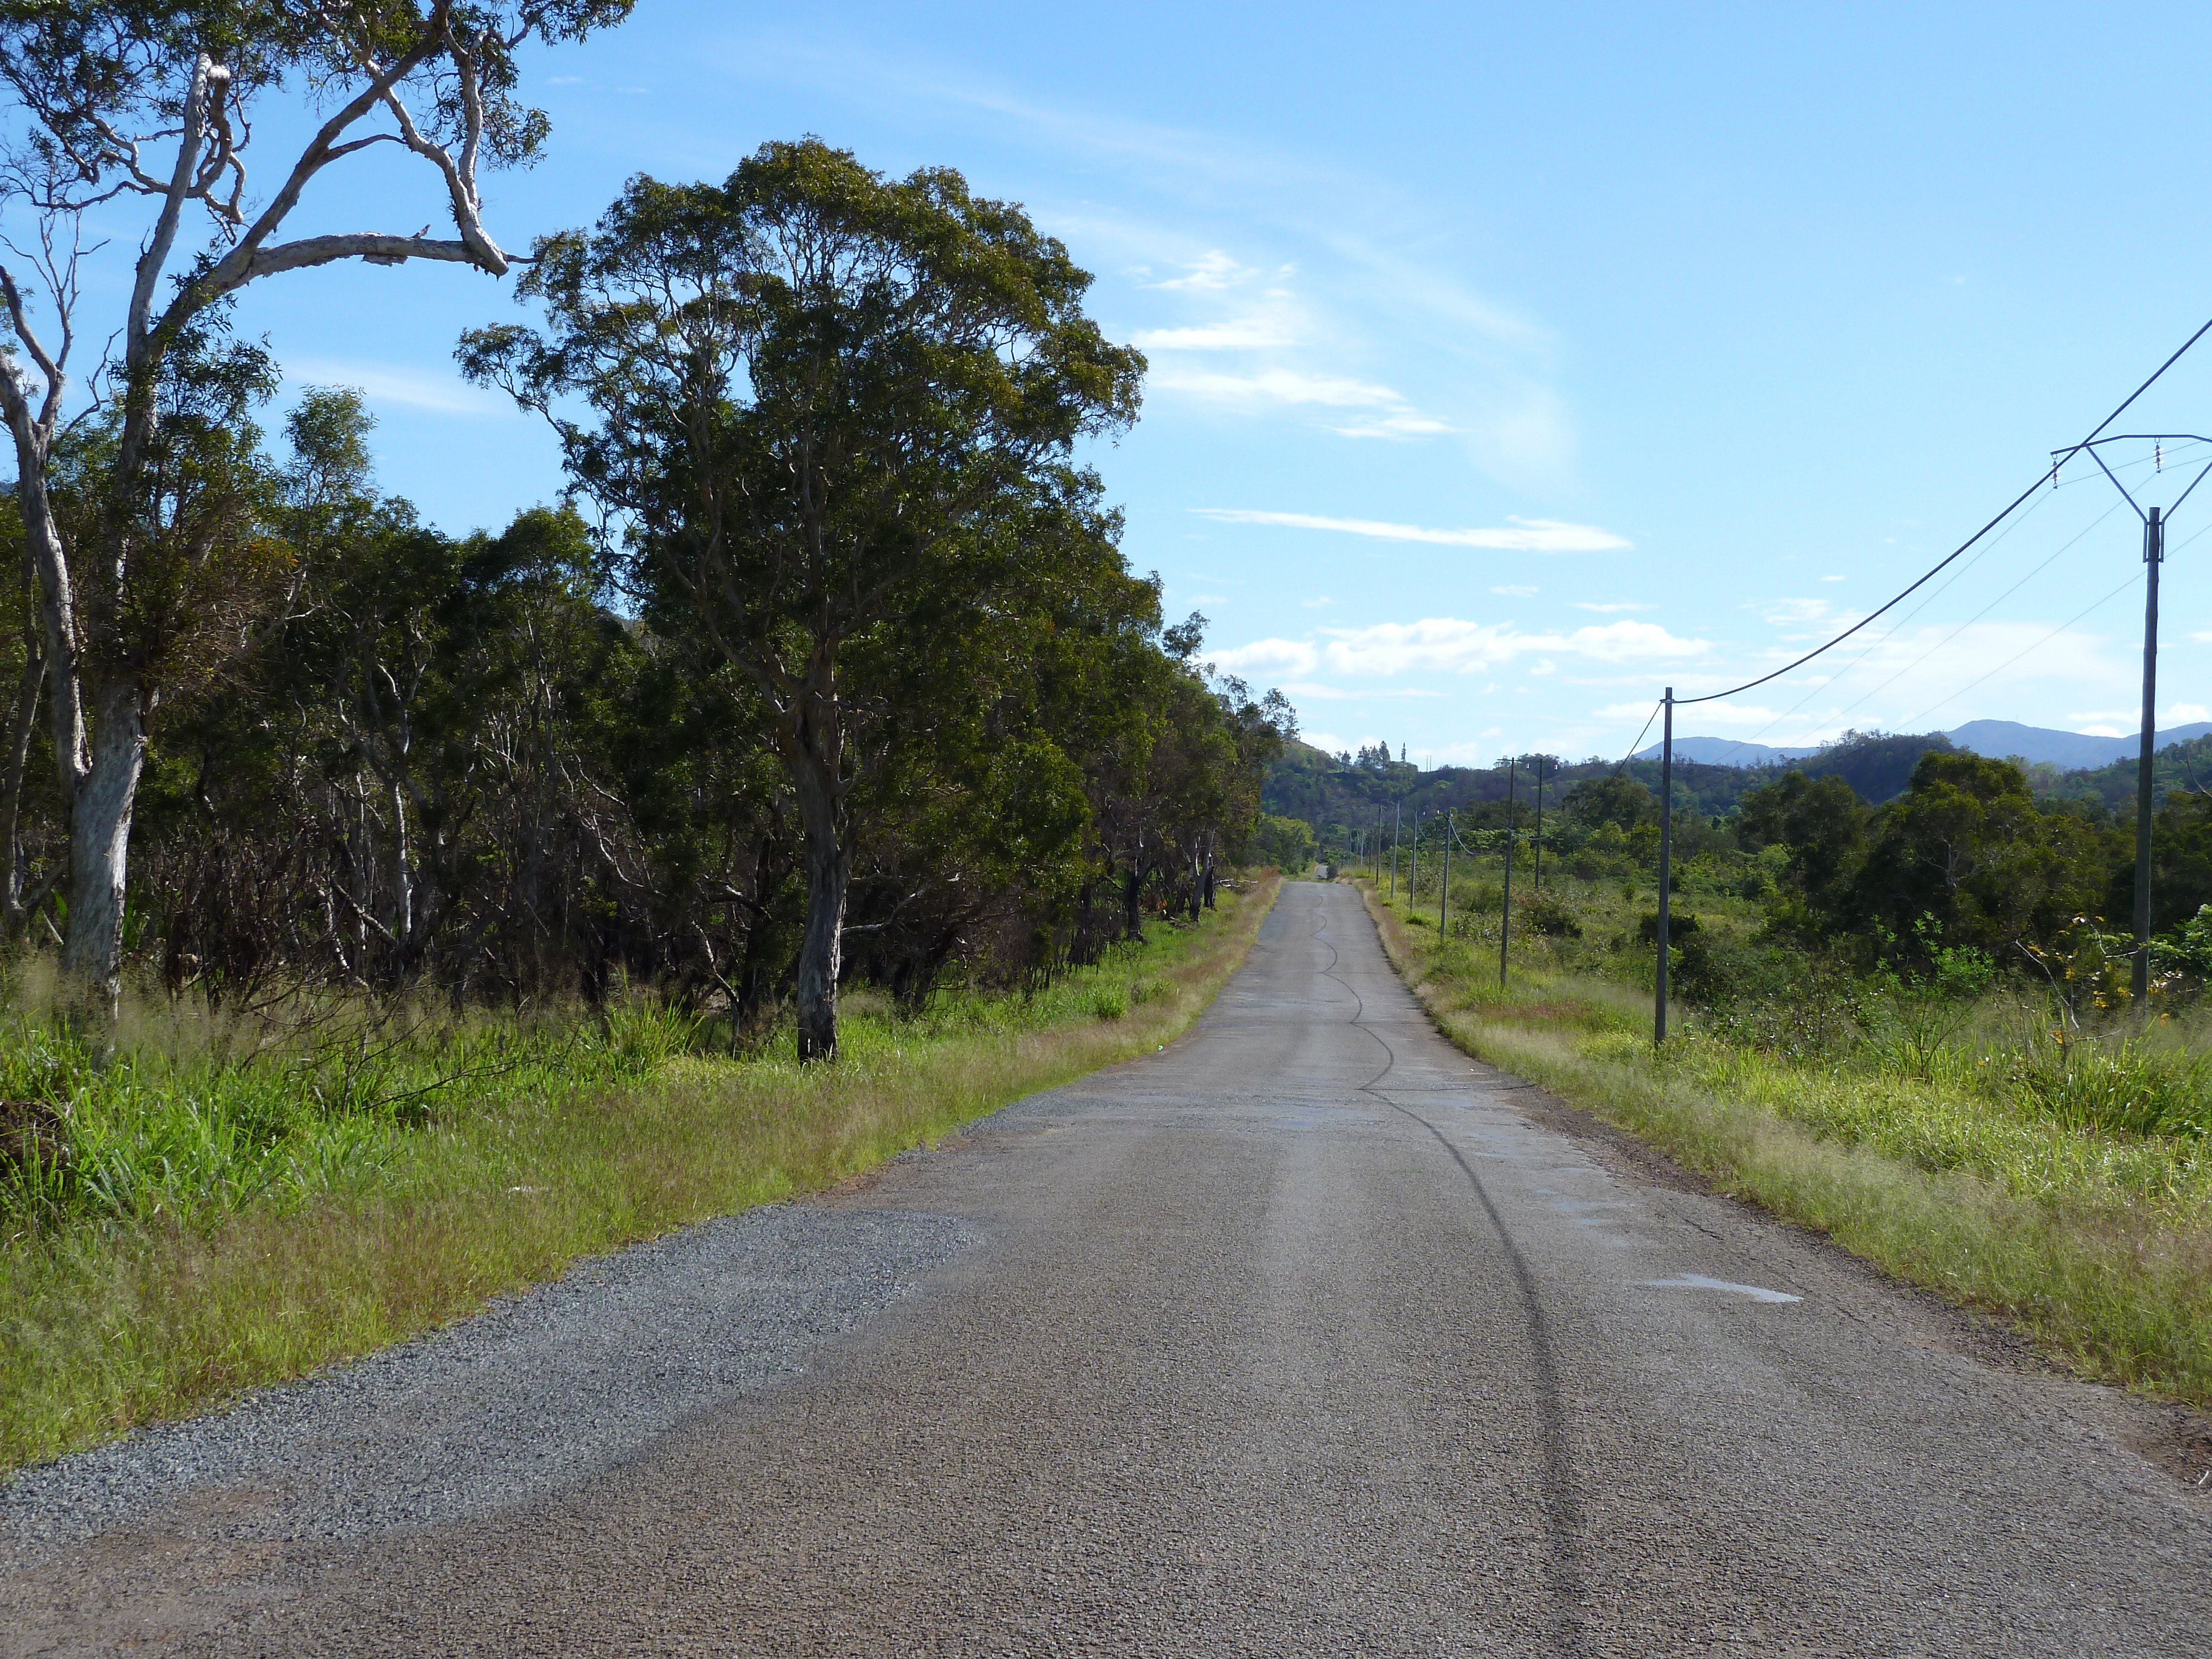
[390,775,414,955]
[60,681,147,1011]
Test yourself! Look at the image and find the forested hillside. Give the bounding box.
[1264,740,1770,860]
[1271,727,2212,868]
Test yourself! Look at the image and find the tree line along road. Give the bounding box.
[4,880,2209,1656]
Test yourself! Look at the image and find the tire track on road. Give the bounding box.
[1312,890,1588,1653]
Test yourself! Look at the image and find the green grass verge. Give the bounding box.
[0,876,1277,1476]
[1353,874,2212,1408]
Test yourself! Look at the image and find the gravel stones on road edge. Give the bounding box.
[1,1198,985,1555]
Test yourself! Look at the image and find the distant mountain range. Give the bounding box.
[1635,720,2212,772]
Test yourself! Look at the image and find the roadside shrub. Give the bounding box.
[1636,911,1698,946]
[1858,923,1997,1079]
[1523,893,1583,938]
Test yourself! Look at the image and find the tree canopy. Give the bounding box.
[463,140,1185,1058]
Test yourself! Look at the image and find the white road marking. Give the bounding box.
[1640,1274,1802,1304]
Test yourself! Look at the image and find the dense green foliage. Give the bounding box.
[1246,813,1316,875]
[457,138,1287,1056]
[0,144,1289,1047]
[0,379,1282,1025]
[2039,731,2212,815]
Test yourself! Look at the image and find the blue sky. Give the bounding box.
[38,2,2212,764]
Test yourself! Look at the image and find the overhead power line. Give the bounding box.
[1896,510,2212,734]
[1740,483,2064,743]
[1812,496,2127,731]
[1636,312,2212,1048]
[1613,700,1662,773]
[1675,311,2212,709]
[1900,570,2142,732]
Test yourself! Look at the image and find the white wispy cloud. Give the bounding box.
[287,359,510,418]
[1214,637,1320,677]
[1573,601,1652,613]
[1597,700,1788,729]
[2068,703,2211,726]
[1217,616,1705,681]
[1324,618,1704,675]
[1329,410,1454,440]
[1149,364,1450,442]
[717,38,1579,488]
[1193,509,1630,553]
[1152,368,1401,408]
[1641,620,2142,748]
[1130,317,1294,351]
[1149,250,1245,290]
[1279,682,1442,701]
[1797,621,2133,713]
[1762,597,1832,625]
[1463,381,1578,497]
[1422,738,1516,765]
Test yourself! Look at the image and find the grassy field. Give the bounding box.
[0,876,1277,1476]
[1353,857,2212,1407]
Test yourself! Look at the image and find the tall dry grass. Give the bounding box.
[1355,877,2212,1407]
[0,877,1277,1474]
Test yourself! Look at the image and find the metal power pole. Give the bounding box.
[1532,756,1545,892]
[1410,809,1418,903]
[1391,800,1401,899]
[1500,757,1516,987]
[1439,808,1452,933]
[2135,505,2164,999]
[2046,432,2212,1000]
[1655,688,1675,1045]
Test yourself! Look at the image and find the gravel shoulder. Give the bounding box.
[3,1204,984,1555]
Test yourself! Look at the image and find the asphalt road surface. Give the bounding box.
[7,880,2211,1656]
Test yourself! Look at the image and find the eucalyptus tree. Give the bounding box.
[0,0,633,1011]
[462,139,1145,1060]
